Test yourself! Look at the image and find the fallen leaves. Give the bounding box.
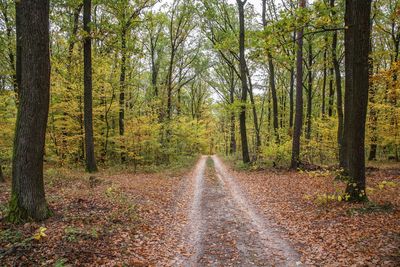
[230,162,400,266]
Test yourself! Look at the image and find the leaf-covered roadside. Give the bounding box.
[0,166,193,266]
[231,163,400,266]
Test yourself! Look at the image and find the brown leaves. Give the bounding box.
[232,165,400,266]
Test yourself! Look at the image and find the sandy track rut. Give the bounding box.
[174,156,300,267]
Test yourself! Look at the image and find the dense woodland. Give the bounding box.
[0,0,399,264]
[0,0,399,265]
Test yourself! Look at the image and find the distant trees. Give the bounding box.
[83,0,97,173]
[8,0,51,222]
[343,0,372,201]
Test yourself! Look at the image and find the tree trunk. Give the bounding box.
[0,162,4,183]
[328,66,334,117]
[322,39,327,116]
[9,0,51,222]
[237,0,250,164]
[306,41,313,140]
[291,0,306,169]
[247,70,261,153]
[289,31,296,128]
[1,2,18,102]
[343,0,372,201]
[262,0,279,142]
[289,65,294,128]
[83,0,97,173]
[229,73,236,154]
[330,0,344,166]
[119,27,127,162]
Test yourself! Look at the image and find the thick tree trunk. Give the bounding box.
[330,0,344,166]
[237,0,250,164]
[343,0,372,201]
[83,0,97,173]
[9,0,51,222]
[291,0,306,169]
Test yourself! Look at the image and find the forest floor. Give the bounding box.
[0,156,399,266]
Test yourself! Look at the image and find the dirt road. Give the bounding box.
[175,155,301,266]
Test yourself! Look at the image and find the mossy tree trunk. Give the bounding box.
[8,0,51,223]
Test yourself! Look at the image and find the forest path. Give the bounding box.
[176,155,301,266]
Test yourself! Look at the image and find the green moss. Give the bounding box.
[7,193,52,224]
[7,193,27,224]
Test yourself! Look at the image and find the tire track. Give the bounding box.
[176,155,301,266]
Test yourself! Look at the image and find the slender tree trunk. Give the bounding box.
[0,163,4,183]
[83,0,97,173]
[230,74,236,154]
[328,66,334,117]
[247,70,261,152]
[330,0,344,166]
[237,0,250,164]
[289,31,296,128]
[9,0,51,222]
[291,0,306,169]
[62,4,82,162]
[306,41,313,140]
[343,0,372,201]
[322,39,327,116]
[368,54,377,161]
[289,65,295,128]
[262,0,279,142]
[1,3,18,102]
[119,28,127,162]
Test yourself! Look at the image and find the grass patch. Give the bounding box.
[347,202,394,216]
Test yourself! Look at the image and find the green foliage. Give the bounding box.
[0,228,23,244]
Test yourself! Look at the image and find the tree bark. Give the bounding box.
[247,69,261,153]
[237,0,250,164]
[322,38,327,116]
[229,71,236,154]
[119,27,127,162]
[289,31,296,128]
[328,66,334,117]
[291,0,306,169]
[343,0,372,201]
[306,41,313,140]
[83,0,97,173]
[9,0,51,222]
[0,162,4,183]
[262,0,279,143]
[330,0,344,166]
